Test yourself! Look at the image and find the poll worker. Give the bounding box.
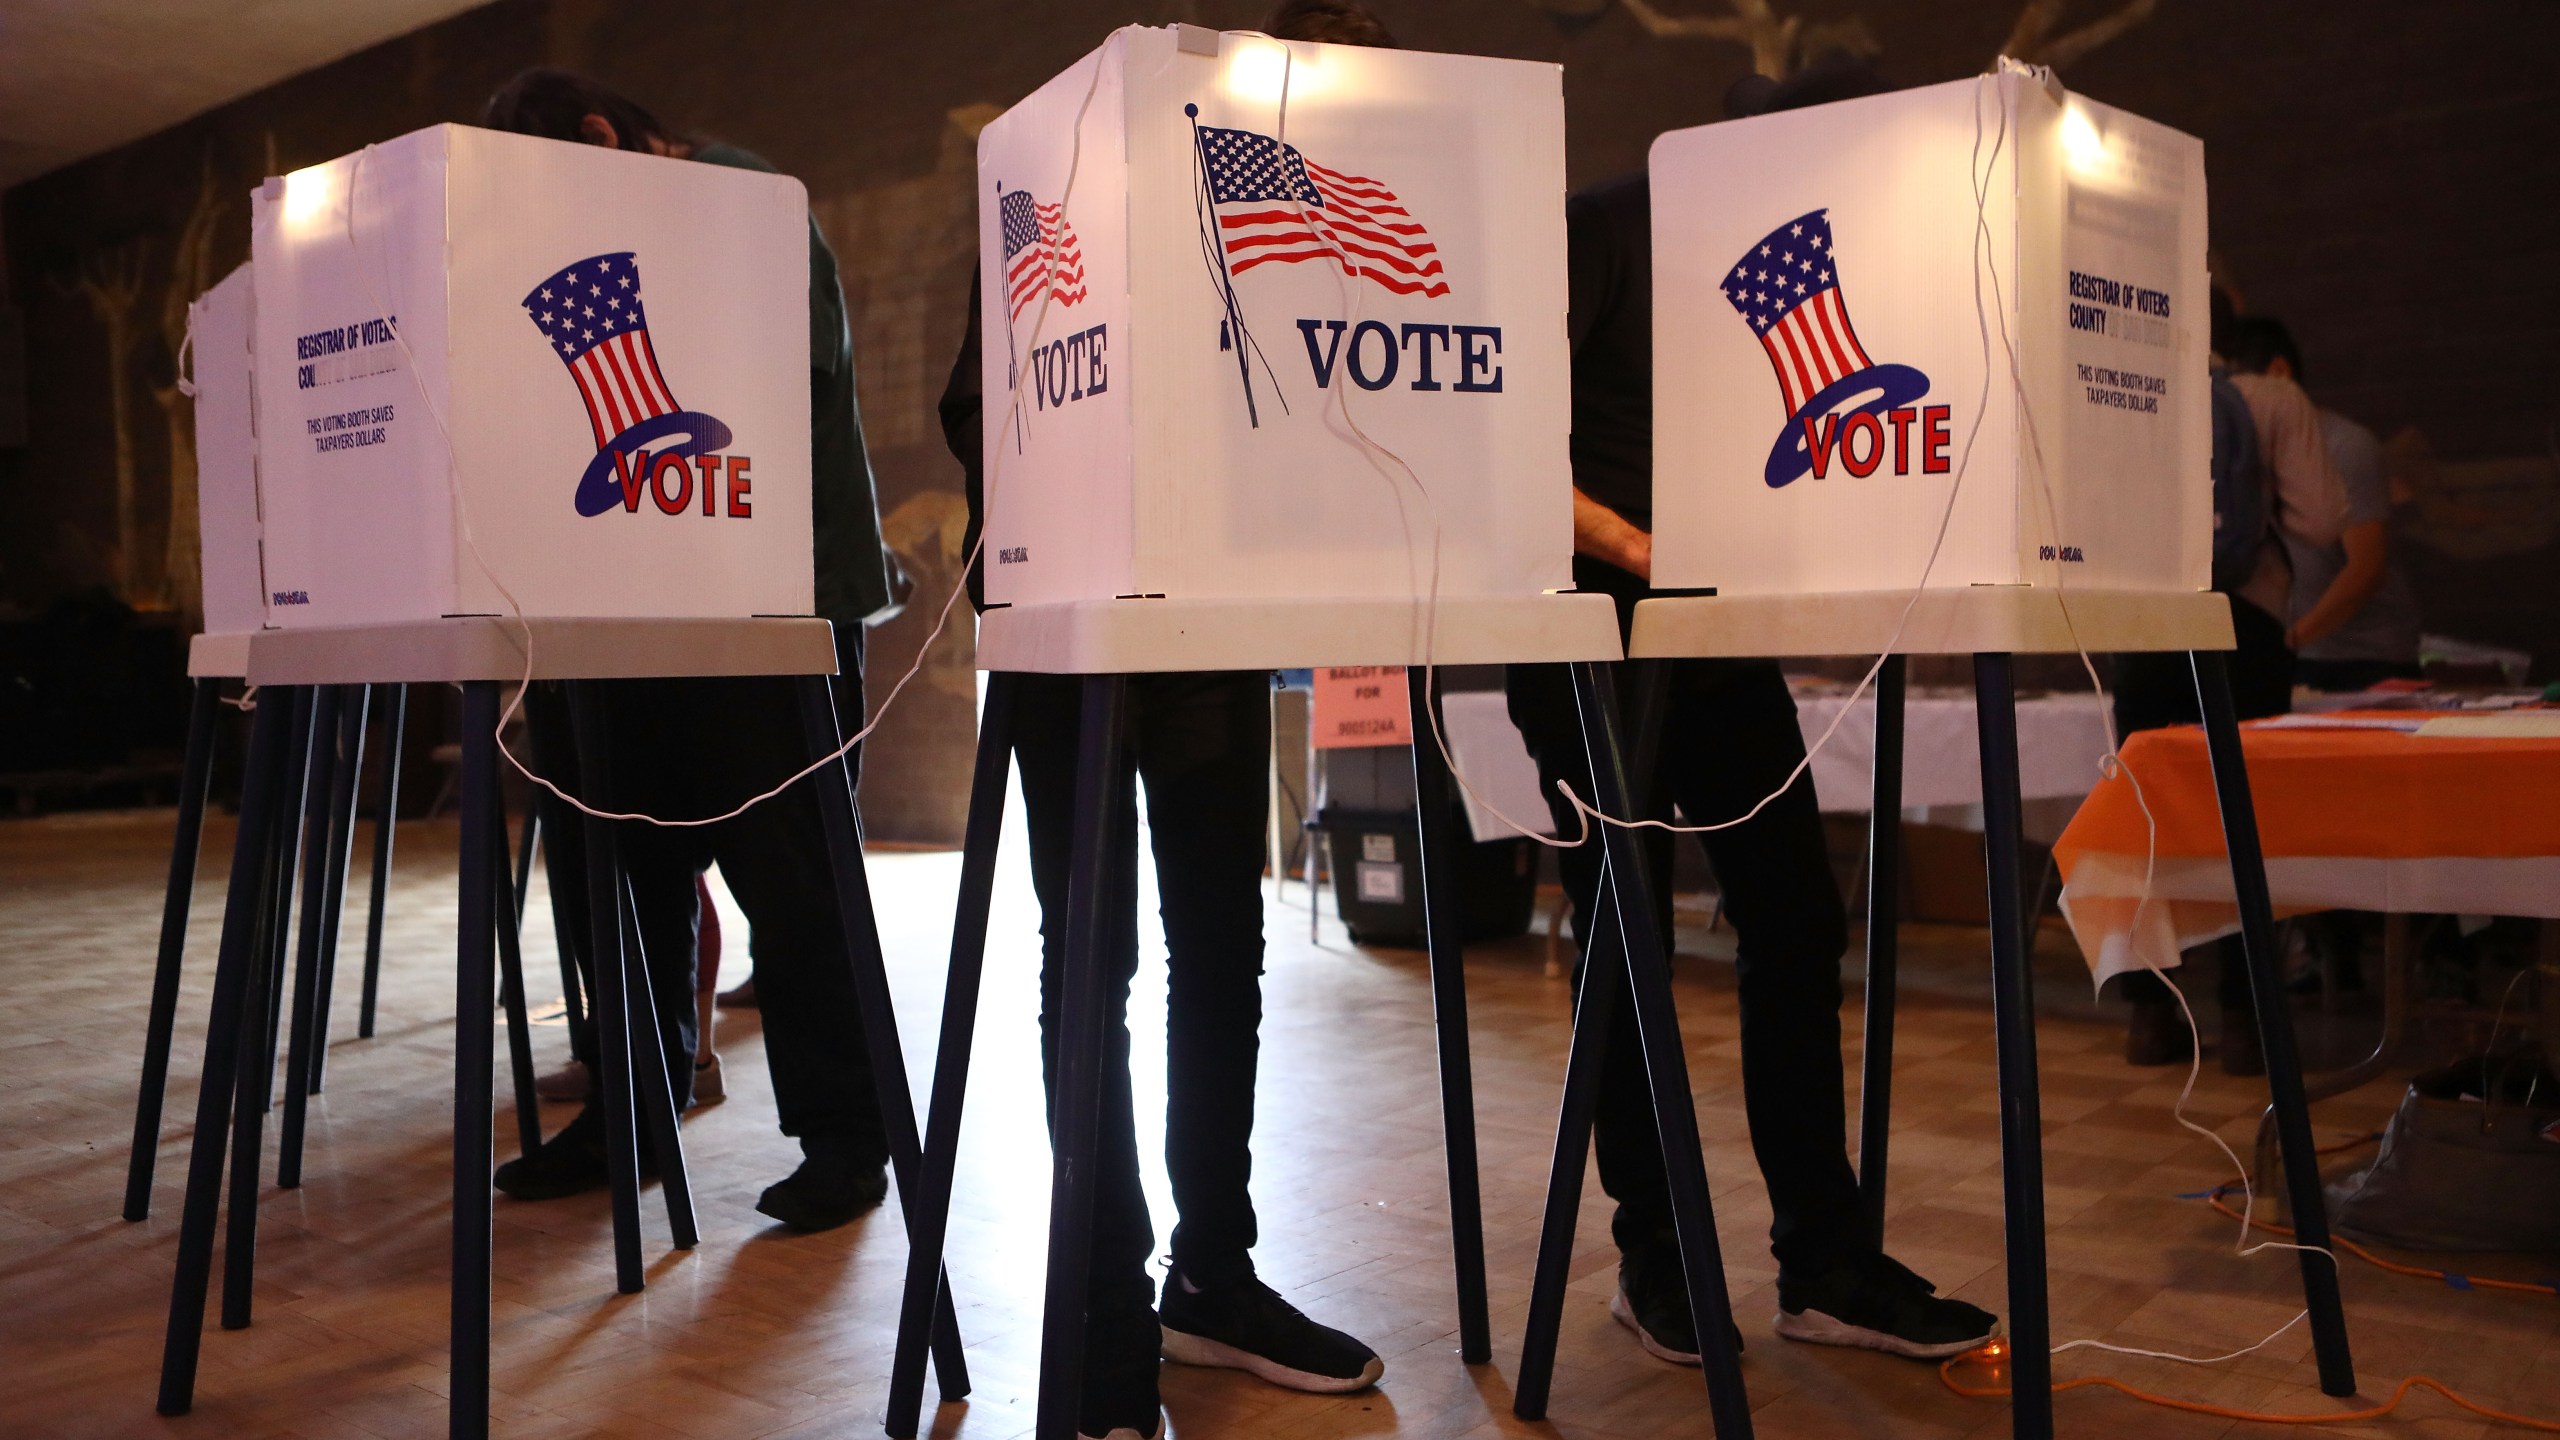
[2113,292,2350,1072]
[930,7,1394,1434]
[2224,317,2423,691]
[1503,54,2002,1366]
[482,70,905,1232]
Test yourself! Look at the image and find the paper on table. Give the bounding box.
[2413,712,2560,738]
[2250,714,2426,732]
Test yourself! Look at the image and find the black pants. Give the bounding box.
[2111,594,2292,1013]
[527,631,886,1158]
[1013,670,1271,1360]
[1506,656,1863,1275]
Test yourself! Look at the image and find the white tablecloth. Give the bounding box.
[1791,687,2115,836]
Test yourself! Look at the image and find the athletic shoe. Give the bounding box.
[691,1055,725,1105]
[1610,1255,1744,1366]
[1158,1268,1383,1393]
[492,1105,655,1201]
[753,1134,888,1232]
[1773,1251,1999,1359]
[1079,1311,1164,1440]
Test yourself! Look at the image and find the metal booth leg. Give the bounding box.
[513,803,541,933]
[1858,654,1907,1247]
[1972,653,2052,1440]
[612,862,700,1252]
[126,675,224,1221]
[566,682,649,1294]
[489,779,545,1162]
[359,683,408,1039]
[1404,666,1492,1365]
[791,674,970,1407]
[2190,650,2355,1396]
[1035,674,1132,1440]
[1513,859,1626,1422]
[279,681,353,1178]
[224,687,322,1331]
[451,680,502,1440]
[887,672,1022,1439]
[1515,661,1667,1421]
[158,686,297,1414]
[306,683,371,1096]
[1567,661,1754,1439]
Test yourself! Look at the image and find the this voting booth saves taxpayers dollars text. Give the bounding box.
[249,124,813,628]
[190,264,267,638]
[1649,66,2210,597]
[975,26,1571,609]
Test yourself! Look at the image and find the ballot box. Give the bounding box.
[190,264,267,638]
[1649,63,2209,598]
[248,124,813,628]
[974,24,1570,608]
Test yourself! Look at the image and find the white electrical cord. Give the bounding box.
[338,36,1116,826]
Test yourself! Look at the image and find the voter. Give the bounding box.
[1504,55,2002,1368]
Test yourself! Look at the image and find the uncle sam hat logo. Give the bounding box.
[1722,209,1931,488]
[522,252,733,516]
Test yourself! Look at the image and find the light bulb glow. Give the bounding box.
[2061,104,2108,178]
[1222,38,1327,107]
[280,164,337,236]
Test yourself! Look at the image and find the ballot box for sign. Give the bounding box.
[249,124,812,628]
[1648,61,2211,600]
[893,27,1725,1440]
[974,23,1571,609]
[1498,65,2356,1440]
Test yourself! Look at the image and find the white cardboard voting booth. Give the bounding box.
[189,264,267,656]
[1648,66,2209,599]
[248,124,813,628]
[974,25,1571,610]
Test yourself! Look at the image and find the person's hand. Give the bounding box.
[1617,529,1653,583]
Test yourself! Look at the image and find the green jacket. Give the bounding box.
[694,143,896,628]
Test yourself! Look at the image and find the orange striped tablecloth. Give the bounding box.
[2053,713,2560,986]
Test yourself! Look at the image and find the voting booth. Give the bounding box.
[248,124,813,628]
[973,25,1571,609]
[1648,65,2210,598]
[189,264,268,643]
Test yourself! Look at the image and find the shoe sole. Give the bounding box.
[1772,1305,1998,1360]
[1159,1326,1383,1394]
[1610,1289,1702,1366]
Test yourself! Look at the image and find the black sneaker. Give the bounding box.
[1158,1268,1383,1393]
[1079,1309,1164,1440]
[1774,1251,1999,1359]
[492,1105,656,1201]
[1611,1254,1744,1366]
[753,1134,888,1232]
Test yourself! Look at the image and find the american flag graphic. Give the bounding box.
[1000,189,1087,323]
[1198,124,1447,298]
[1721,210,1875,419]
[522,252,683,450]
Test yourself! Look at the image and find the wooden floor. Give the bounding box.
[6,804,2558,1439]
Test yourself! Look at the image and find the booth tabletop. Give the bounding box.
[1628,587,2234,659]
[2055,712,2560,985]
[973,594,1624,675]
[242,616,842,685]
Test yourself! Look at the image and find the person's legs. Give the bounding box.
[692,874,722,1098]
[1504,661,1689,1346]
[1135,671,1381,1394]
[1661,662,1860,1274]
[1138,671,1270,1286]
[1014,674,1161,1434]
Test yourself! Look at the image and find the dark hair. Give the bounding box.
[482,68,667,151]
[2209,281,2240,358]
[2223,315,2304,381]
[1264,0,1396,46]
